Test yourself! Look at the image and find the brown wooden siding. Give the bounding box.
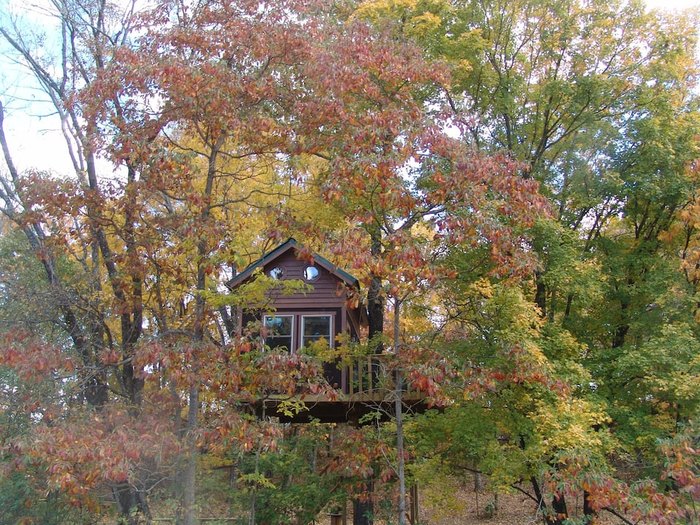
[239,248,364,389]
[262,251,350,308]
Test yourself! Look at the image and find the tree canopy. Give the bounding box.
[0,0,698,524]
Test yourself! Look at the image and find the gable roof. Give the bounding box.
[226,238,359,289]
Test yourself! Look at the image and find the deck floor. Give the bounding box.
[256,391,429,423]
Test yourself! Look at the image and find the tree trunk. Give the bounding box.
[367,231,384,354]
[529,476,548,520]
[534,271,547,317]
[352,231,383,525]
[394,300,407,525]
[180,135,223,525]
[474,469,484,493]
[182,384,199,525]
[583,490,596,524]
[114,484,151,525]
[612,320,629,349]
[409,485,418,525]
[551,492,568,524]
[564,293,573,320]
[353,483,374,525]
[612,275,633,349]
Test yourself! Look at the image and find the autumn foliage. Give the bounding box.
[0,0,698,524]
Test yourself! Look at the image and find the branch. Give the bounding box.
[0,27,64,97]
[0,101,20,185]
[510,483,540,506]
[602,507,637,525]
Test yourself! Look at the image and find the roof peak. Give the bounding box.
[226,238,358,289]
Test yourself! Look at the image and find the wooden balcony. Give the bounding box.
[256,354,428,424]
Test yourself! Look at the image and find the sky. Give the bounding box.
[646,0,700,8]
[0,0,699,176]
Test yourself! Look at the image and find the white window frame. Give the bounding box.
[300,314,334,349]
[263,314,295,352]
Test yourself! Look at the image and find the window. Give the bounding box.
[263,313,335,352]
[268,266,284,279]
[303,266,319,281]
[263,315,293,351]
[301,315,332,348]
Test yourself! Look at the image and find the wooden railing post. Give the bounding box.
[357,360,363,394]
[349,363,355,395]
[345,354,414,398]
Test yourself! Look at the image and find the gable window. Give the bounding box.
[268,266,284,279]
[301,315,333,348]
[303,266,319,281]
[263,315,293,351]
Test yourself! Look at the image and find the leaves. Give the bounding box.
[0,0,698,523]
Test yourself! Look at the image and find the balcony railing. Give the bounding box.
[256,353,426,423]
[339,354,420,401]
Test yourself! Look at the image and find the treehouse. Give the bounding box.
[227,239,426,424]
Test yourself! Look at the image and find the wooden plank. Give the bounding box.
[341,305,347,335]
[359,358,363,393]
[261,390,426,403]
[272,299,346,308]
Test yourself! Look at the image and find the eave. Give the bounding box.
[226,238,359,290]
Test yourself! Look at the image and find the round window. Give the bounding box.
[304,266,319,281]
[269,266,284,280]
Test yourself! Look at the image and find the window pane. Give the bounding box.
[268,266,284,279]
[302,316,331,348]
[264,316,293,351]
[303,266,319,281]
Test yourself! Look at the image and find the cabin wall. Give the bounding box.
[263,251,349,308]
[238,247,364,391]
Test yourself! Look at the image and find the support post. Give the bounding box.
[409,484,418,525]
[353,480,373,525]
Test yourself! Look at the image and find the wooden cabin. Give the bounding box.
[227,239,425,424]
